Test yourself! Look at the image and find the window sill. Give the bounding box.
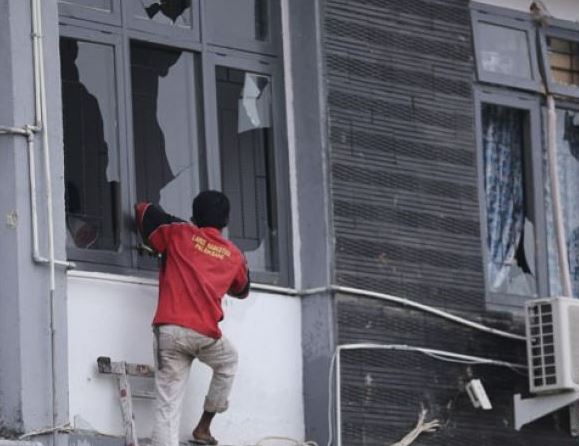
[67,263,292,294]
[485,291,535,315]
[68,269,159,287]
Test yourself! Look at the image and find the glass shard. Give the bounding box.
[60,38,121,251]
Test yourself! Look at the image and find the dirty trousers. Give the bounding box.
[151,324,238,446]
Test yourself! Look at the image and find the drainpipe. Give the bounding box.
[31,0,59,432]
[0,0,74,432]
[546,95,573,297]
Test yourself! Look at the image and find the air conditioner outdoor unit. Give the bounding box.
[526,297,579,394]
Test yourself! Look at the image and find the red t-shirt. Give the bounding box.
[136,203,249,339]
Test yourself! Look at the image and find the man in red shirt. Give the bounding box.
[136,191,250,446]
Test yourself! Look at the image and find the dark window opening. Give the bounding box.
[216,66,278,272]
[60,37,121,251]
[547,37,579,87]
[482,103,537,296]
[255,0,269,42]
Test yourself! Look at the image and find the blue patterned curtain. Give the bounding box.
[482,104,525,291]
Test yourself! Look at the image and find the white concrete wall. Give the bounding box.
[475,0,579,22]
[67,272,304,445]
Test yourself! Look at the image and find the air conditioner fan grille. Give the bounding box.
[528,302,557,388]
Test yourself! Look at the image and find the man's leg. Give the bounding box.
[152,325,193,446]
[192,336,238,442]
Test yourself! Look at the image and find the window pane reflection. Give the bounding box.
[206,0,270,46]
[132,0,192,28]
[60,38,121,251]
[478,23,532,79]
[482,103,537,296]
[131,42,200,222]
[544,109,579,297]
[216,67,278,272]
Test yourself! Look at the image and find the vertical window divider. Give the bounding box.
[121,29,140,269]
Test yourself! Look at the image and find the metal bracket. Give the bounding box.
[569,400,579,436]
[97,357,155,446]
[514,391,579,431]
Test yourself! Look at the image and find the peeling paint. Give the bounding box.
[5,211,17,229]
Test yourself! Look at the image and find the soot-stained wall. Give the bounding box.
[322,0,578,444]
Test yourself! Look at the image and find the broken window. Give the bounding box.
[60,37,121,252]
[130,42,201,223]
[131,0,193,28]
[59,0,287,281]
[481,103,537,296]
[544,109,579,297]
[216,67,278,272]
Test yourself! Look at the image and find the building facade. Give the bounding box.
[1,0,579,445]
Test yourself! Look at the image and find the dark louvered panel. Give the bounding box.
[324,1,578,445]
[335,296,577,446]
[325,0,484,312]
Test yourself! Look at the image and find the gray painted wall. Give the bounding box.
[0,0,68,440]
[285,0,335,444]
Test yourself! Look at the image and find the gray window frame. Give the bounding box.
[539,99,579,298]
[471,6,542,92]
[127,41,205,272]
[202,50,291,286]
[538,25,579,98]
[59,24,134,269]
[474,87,550,311]
[58,0,122,26]
[59,1,292,285]
[202,0,281,56]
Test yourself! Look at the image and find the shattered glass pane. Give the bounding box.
[238,73,271,133]
[133,0,192,28]
[59,0,112,12]
[482,103,536,296]
[131,42,200,224]
[60,38,121,251]
[216,66,278,272]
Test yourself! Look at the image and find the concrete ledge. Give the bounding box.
[0,441,42,446]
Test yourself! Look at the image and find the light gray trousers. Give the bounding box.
[151,324,238,446]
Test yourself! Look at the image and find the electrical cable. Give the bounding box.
[249,284,526,341]
[331,286,526,341]
[18,423,74,440]
[390,407,441,446]
[327,343,527,446]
